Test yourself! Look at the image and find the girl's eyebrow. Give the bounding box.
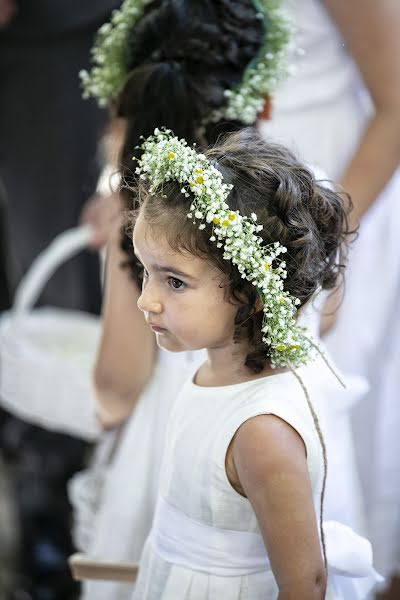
[134,248,198,280]
[154,264,197,281]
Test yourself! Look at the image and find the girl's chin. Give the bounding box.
[155,334,185,353]
[155,333,198,353]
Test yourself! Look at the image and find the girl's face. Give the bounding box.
[133,212,240,354]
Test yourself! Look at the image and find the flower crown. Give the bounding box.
[135,129,312,367]
[80,0,291,125]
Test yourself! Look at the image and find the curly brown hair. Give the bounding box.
[126,128,352,373]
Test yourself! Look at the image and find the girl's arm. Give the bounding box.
[323,0,400,226]
[94,220,156,429]
[229,414,326,599]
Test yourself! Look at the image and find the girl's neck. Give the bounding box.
[195,344,287,387]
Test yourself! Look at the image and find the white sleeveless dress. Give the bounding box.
[131,361,381,599]
[260,0,400,579]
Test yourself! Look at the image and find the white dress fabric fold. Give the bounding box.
[325,174,400,578]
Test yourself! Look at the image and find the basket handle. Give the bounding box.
[69,553,138,583]
[13,225,93,314]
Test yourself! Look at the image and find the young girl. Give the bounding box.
[127,127,381,599]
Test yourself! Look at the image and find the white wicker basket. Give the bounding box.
[0,226,101,441]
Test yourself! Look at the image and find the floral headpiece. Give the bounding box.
[135,129,312,367]
[80,0,291,125]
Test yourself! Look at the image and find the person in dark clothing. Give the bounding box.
[0,2,121,598]
[0,0,122,312]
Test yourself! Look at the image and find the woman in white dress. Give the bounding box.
[259,0,400,590]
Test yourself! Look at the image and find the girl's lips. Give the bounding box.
[150,324,167,334]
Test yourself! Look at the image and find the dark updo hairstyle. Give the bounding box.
[129,128,352,373]
[115,0,264,266]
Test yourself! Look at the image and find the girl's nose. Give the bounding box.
[137,284,162,314]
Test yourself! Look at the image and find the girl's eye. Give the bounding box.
[168,277,186,291]
[141,268,149,289]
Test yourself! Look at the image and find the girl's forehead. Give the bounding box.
[133,213,173,259]
[133,213,213,277]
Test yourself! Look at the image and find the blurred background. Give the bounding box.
[0,1,119,598]
[1,1,400,599]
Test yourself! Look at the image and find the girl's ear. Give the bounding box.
[254,296,264,313]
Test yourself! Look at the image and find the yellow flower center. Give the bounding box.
[276,345,286,351]
[213,217,220,225]
[228,213,236,221]
[290,344,300,350]
[278,298,285,304]
[195,168,203,174]
[167,152,175,159]
[222,219,229,227]
[264,263,270,271]
[196,175,204,184]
